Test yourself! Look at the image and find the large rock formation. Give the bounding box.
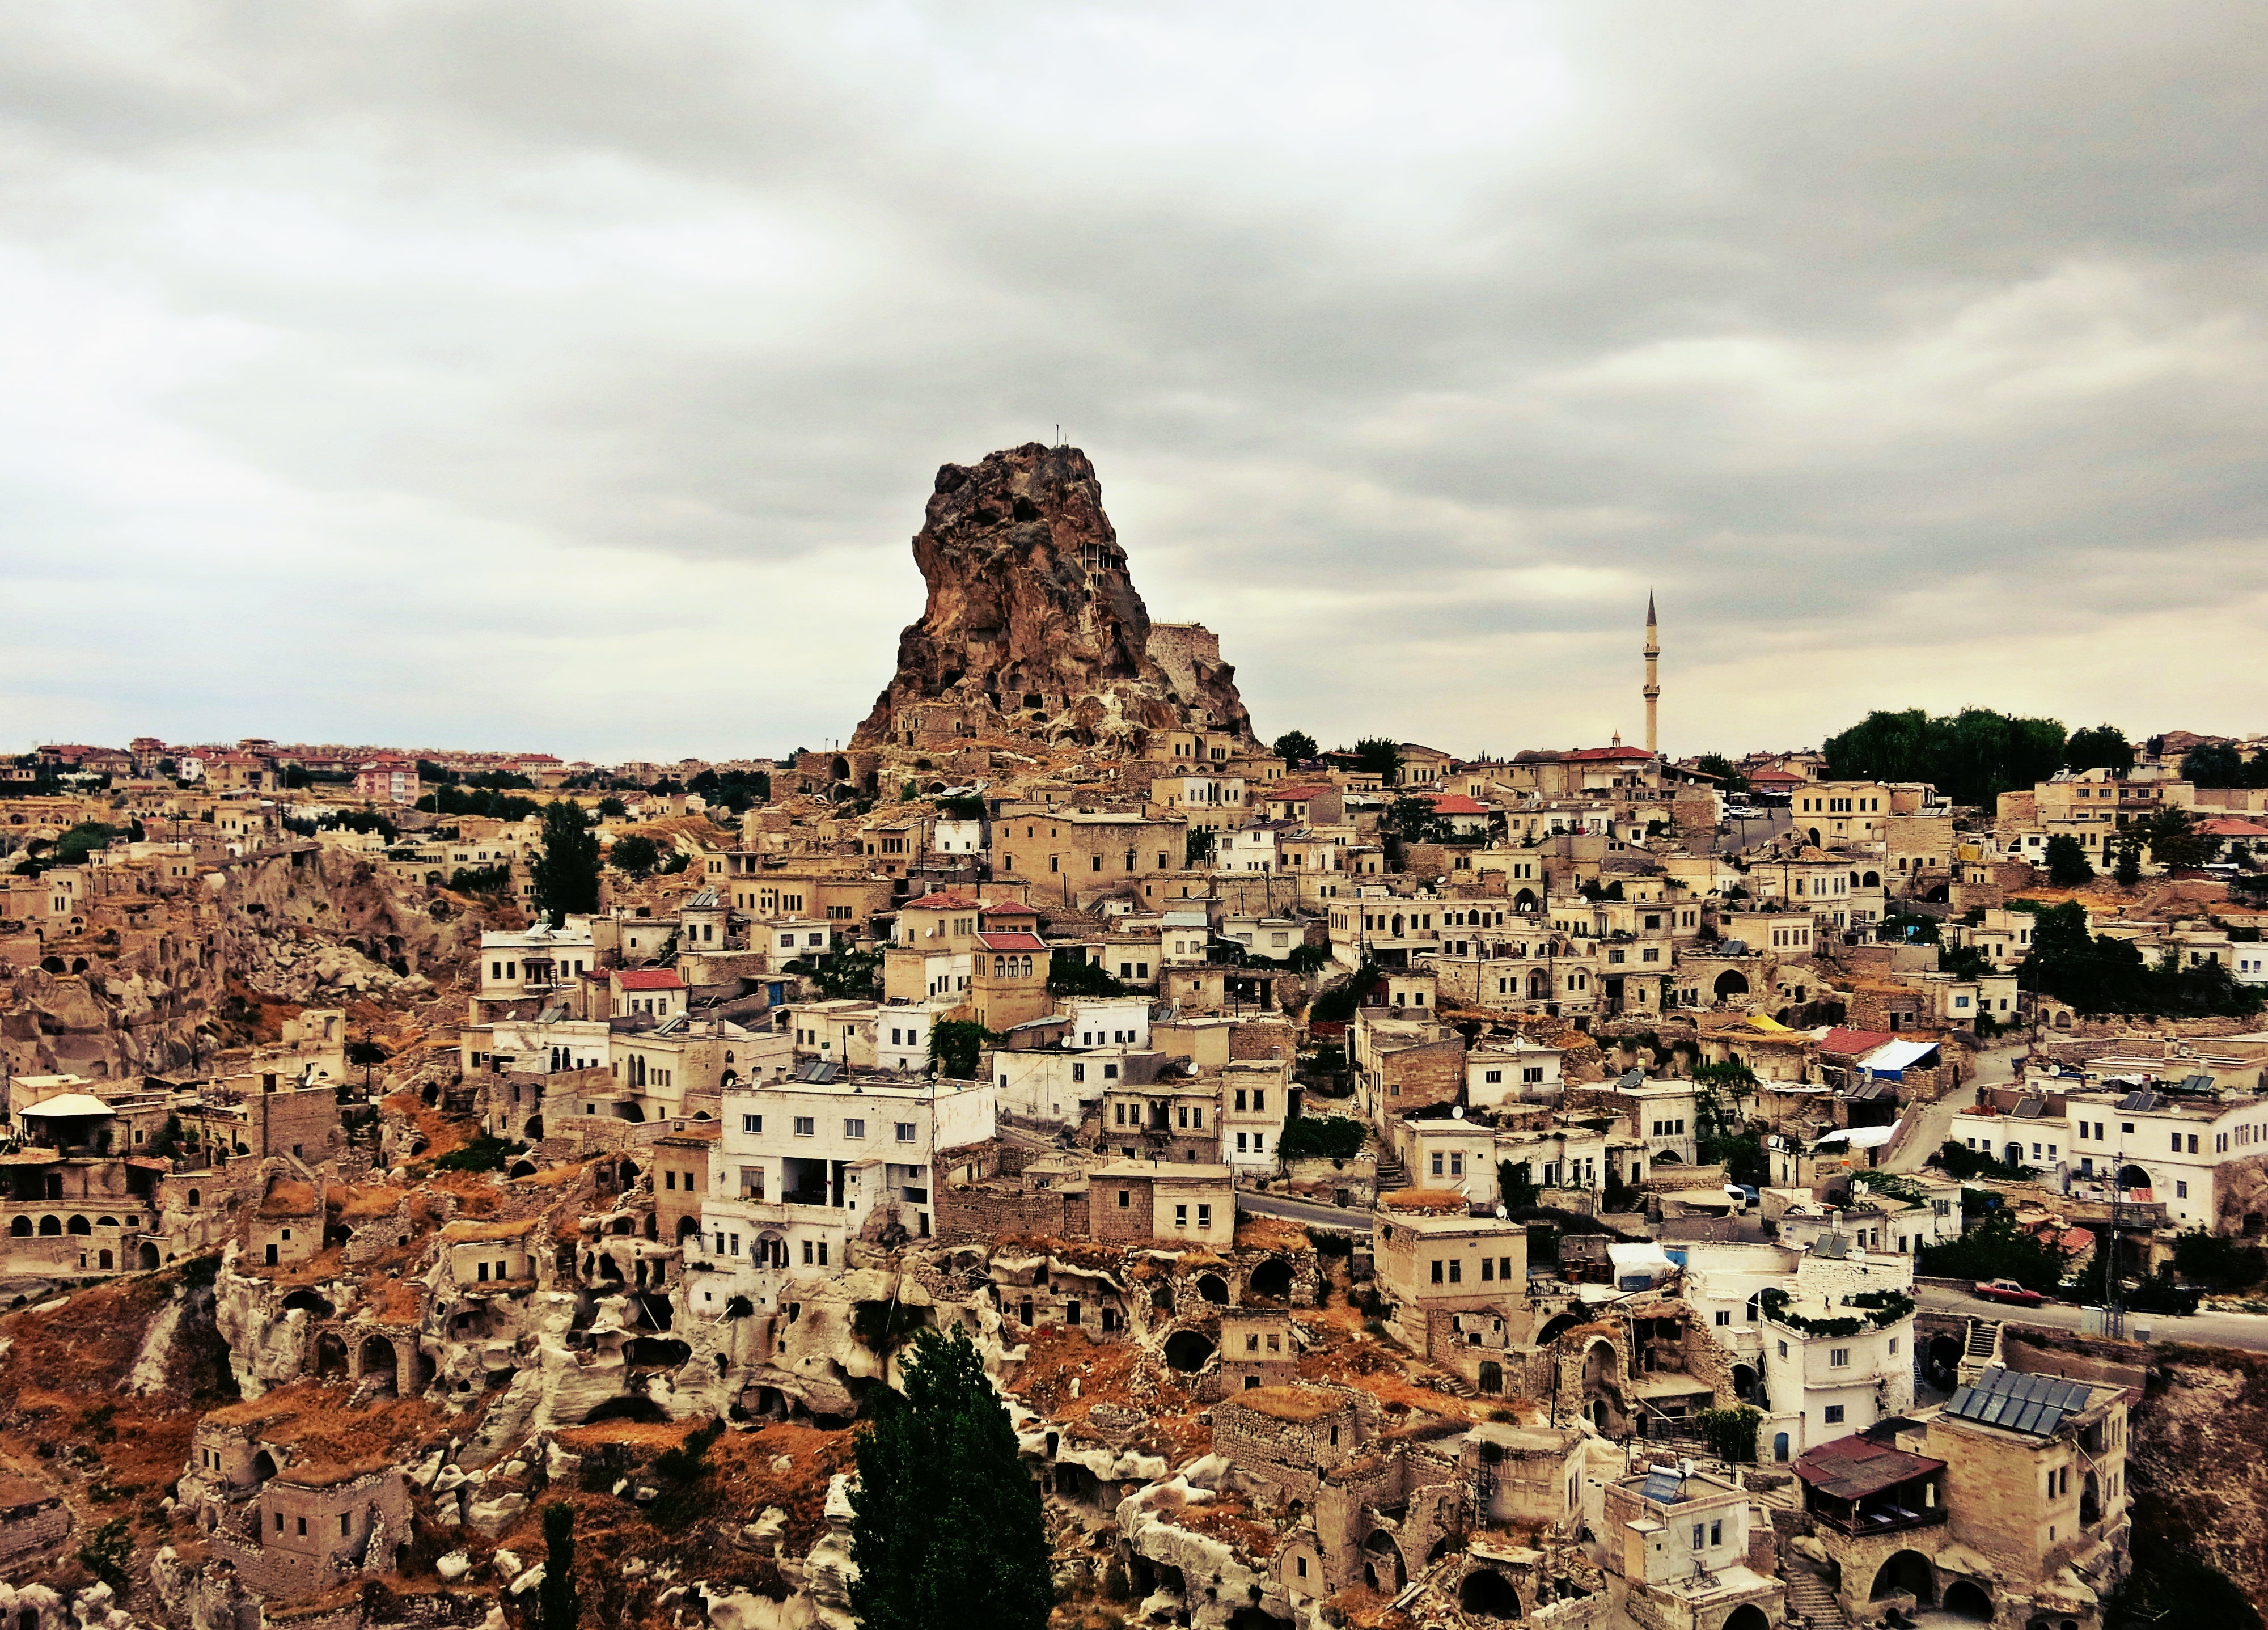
[852,443,1254,758]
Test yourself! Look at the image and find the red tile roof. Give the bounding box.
[974,932,1048,951]
[1565,746,1654,762]
[1749,769,1805,785]
[1422,794,1490,815]
[613,969,686,990]
[2197,818,2268,837]
[1270,785,1333,802]
[902,890,983,909]
[1818,1027,1898,1057]
[1793,1434,1945,1500]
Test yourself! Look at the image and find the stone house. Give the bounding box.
[1085,1161,1233,1247]
[1597,1461,1783,1630]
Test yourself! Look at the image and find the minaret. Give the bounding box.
[1643,592,1660,756]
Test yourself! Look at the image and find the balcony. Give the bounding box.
[1809,1500,1947,1538]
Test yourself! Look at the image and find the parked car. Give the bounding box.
[1974,1278,2047,1307]
[2125,1280,2204,1317]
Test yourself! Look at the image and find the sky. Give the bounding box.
[4,2,2266,764]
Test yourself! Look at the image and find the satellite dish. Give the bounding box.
[1495,1204,1508,1219]
[1452,1105,1465,1120]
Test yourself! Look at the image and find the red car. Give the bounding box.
[1974,1278,2046,1307]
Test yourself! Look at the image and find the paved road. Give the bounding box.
[1239,1192,1373,1233]
[1917,1283,2268,1352]
[1880,1041,2028,1174]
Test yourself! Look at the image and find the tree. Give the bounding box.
[927,1019,998,1080]
[1694,753,1748,793]
[1351,737,1402,782]
[531,800,602,925]
[345,1038,389,1092]
[1821,708,2066,807]
[539,1501,579,1630]
[1184,827,1216,869]
[2182,742,2247,788]
[2063,724,2134,775]
[1047,951,1125,998]
[610,833,662,878]
[1272,730,1318,768]
[2044,834,2094,887]
[2142,807,2216,871]
[1916,1209,2068,1293]
[596,796,628,818]
[2113,839,2142,887]
[848,1325,1052,1630]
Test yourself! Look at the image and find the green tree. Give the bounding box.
[927,1019,999,1080]
[1184,827,1216,869]
[2143,807,2216,870]
[596,796,628,818]
[2182,742,2247,788]
[1277,1115,1365,1160]
[848,1325,1052,1630]
[1821,708,2066,807]
[539,1501,579,1630]
[1916,1208,2068,1293]
[531,800,602,925]
[1272,730,1318,768]
[1351,737,1402,782]
[610,833,662,878]
[1694,753,1749,793]
[2063,724,2134,775]
[2113,839,2142,887]
[2044,834,2094,887]
[1047,951,1126,998]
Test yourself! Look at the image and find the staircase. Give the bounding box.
[1376,1155,1409,1191]
[1783,1569,1850,1628]
[1428,1368,1478,1400]
[1959,1318,2003,1383]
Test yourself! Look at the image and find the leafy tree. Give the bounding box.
[433,1133,515,1174]
[1692,1406,1762,1464]
[2044,833,2094,887]
[798,946,881,1001]
[1937,943,1992,981]
[1272,730,1318,768]
[2170,1229,2267,1293]
[2105,1554,2263,1630]
[611,833,662,878]
[1916,1208,2068,1293]
[531,800,602,925]
[47,822,117,866]
[448,863,513,897]
[1820,707,2066,807]
[1277,1115,1365,1160]
[1694,753,1749,793]
[1309,962,1379,1023]
[848,1324,1052,1630]
[539,1501,579,1630]
[1382,795,1459,848]
[596,796,628,818]
[1350,737,1403,782]
[2113,839,2142,887]
[418,784,543,821]
[2063,724,2134,775]
[2182,742,2248,788]
[1878,911,1941,945]
[2142,807,2217,871]
[1047,951,1125,998]
[1184,827,1216,869]
[2020,900,2260,1018]
[658,848,691,875]
[1497,1160,1541,1209]
[928,1019,999,1080]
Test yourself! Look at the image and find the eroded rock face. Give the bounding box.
[852,444,1254,756]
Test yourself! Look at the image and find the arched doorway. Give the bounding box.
[37,1217,59,1237]
[7,1219,27,1238]
[1249,1258,1293,1302]
[138,1242,159,1269]
[2081,1470,2101,1526]
[1731,1363,1758,1402]
[66,1216,90,1236]
[1871,1551,1935,1605]
[1459,1570,1520,1618]
[1360,1531,1406,1594]
[1713,970,1750,1000]
[1723,1608,1771,1630]
[1513,888,1538,913]
[1478,1361,1504,1394]
[1862,871,1881,887]
[1771,1431,1789,1463]
[1196,1273,1230,1306]
[1163,1331,1215,1372]
[360,1337,399,1397]
[1943,1580,1992,1621]
[2117,1165,2152,1193]
[251,1450,277,1482]
[676,1216,701,1243]
[1808,828,1822,846]
[316,1333,349,1379]
[97,1250,112,1271]
[524,1116,544,1139]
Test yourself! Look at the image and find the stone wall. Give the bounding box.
[934,1182,1080,1246]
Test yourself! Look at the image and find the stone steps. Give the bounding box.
[1783,1568,1850,1628]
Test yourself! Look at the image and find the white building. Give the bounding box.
[476,920,597,1003]
[696,1074,997,1290]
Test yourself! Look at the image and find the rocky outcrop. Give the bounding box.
[852,444,1254,757]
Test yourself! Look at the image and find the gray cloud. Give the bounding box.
[1,2,2264,760]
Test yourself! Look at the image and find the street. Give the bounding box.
[1916,1282,2268,1352]
[1239,1191,1373,1233]
[1878,1039,2028,1173]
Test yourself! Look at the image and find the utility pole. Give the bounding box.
[2103,1155,2126,1340]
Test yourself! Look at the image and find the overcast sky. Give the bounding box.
[5,3,2265,763]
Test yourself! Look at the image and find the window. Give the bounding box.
[2176,1180,2189,1199]
[794,1117,815,1137]
[1118,1189,1130,1209]
[1448,1259,1461,1284]
[742,1114,762,1134]
[1709,1521,1721,1546]
[1431,1260,1444,1284]
[1174,1204,1188,1227]
[1197,1204,1211,1227]
[1690,1525,1704,1550]
[1823,1405,1846,1424]
[1777,1340,1788,1358]
[1715,1309,1731,1326]
[1829,1348,1850,1367]
[895,1122,916,1143]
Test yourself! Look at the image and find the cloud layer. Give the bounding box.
[3,2,2264,760]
